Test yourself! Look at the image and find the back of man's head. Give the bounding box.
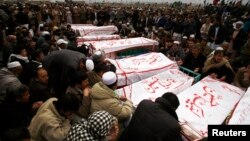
[69,71,88,87]
[161,92,180,110]
[55,94,80,113]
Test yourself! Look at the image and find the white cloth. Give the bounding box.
[7,61,21,69]
[102,71,117,85]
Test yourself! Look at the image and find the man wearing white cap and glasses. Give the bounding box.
[0,61,22,104]
[90,71,133,123]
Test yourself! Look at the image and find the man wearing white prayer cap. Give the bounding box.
[173,41,180,45]
[90,71,133,122]
[85,59,94,72]
[91,50,116,72]
[102,71,117,86]
[41,31,50,36]
[189,34,195,39]
[92,50,106,64]
[0,61,22,103]
[6,61,23,76]
[56,39,68,50]
[207,46,224,58]
[7,61,22,69]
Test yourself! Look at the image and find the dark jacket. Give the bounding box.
[208,24,227,44]
[0,68,21,104]
[66,86,91,119]
[43,49,86,97]
[87,71,102,88]
[9,55,33,85]
[182,53,207,73]
[231,29,247,51]
[0,101,31,138]
[29,79,54,104]
[119,98,182,141]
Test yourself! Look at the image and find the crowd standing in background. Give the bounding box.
[0,0,250,140]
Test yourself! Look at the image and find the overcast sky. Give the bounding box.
[72,0,248,4]
[40,0,249,5]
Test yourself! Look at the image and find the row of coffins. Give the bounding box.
[72,24,249,140]
[113,62,248,140]
[72,24,158,58]
[111,52,249,139]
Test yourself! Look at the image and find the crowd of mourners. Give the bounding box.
[0,0,249,141]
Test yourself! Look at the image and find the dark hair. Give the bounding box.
[107,64,117,73]
[40,26,44,31]
[13,45,26,55]
[161,92,180,110]
[55,94,80,113]
[214,16,221,23]
[5,84,29,103]
[107,80,118,89]
[2,127,30,141]
[67,24,71,29]
[77,44,90,56]
[32,36,38,42]
[44,34,51,41]
[35,67,47,79]
[79,57,87,67]
[69,71,88,87]
[155,92,179,120]
[94,62,109,73]
[31,49,43,60]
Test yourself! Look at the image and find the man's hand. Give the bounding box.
[194,68,199,73]
[119,95,127,101]
[83,87,91,97]
[32,101,43,110]
[210,73,218,79]
[220,76,226,81]
[177,60,183,66]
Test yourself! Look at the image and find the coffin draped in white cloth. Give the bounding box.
[228,87,250,125]
[176,76,245,137]
[115,69,194,107]
[77,35,120,43]
[81,37,159,54]
[108,52,178,87]
[72,25,118,36]
[70,24,94,33]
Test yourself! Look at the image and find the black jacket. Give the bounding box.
[0,101,31,137]
[182,53,207,73]
[231,29,247,51]
[208,24,227,45]
[119,98,182,141]
[43,49,86,97]
[29,79,54,104]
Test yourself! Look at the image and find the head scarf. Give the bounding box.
[65,111,116,141]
